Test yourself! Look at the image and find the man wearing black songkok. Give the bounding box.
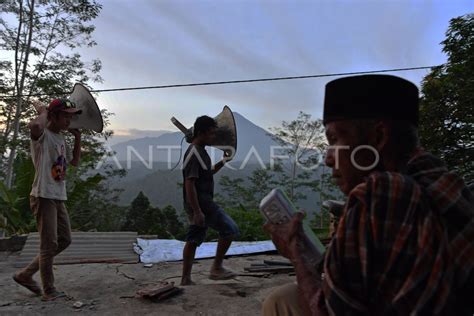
[262,75,474,315]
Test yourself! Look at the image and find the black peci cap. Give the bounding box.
[323,75,419,126]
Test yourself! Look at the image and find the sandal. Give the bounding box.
[41,290,67,301]
[12,274,42,296]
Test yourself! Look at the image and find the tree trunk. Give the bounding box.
[5,0,35,188]
[319,168,325,229]
[25,12,60,104]
[290,160,297,200]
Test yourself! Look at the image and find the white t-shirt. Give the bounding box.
[30,128,70,200]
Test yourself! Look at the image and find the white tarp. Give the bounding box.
[136,239,276,264]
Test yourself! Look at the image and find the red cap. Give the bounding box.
[48,99,82,114]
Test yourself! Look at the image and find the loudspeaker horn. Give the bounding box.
[171,105,237,158]
[68,83,104,132]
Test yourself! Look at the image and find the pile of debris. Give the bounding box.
[135,282,183,302]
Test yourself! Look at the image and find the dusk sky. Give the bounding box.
[75,0,472,139]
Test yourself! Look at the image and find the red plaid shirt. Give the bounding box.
[320,151,474,315]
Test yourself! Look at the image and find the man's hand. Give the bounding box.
[223,151,233,163]
[212,151,233,175]
[32,100,47,115]
[265,213,326,316]
[193,210,205,227]
[68,128,81,139]
[263,212,305,260]
[28,100,48,140]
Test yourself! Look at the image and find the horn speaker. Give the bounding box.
[68,83,104,132]
[171,105,237,158]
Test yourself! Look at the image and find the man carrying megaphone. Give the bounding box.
[181,115,240,286]
[13,99,82,301]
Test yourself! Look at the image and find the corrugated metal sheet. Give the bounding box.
[15,232,138,268]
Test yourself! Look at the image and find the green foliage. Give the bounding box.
[0,181,23,235]
[217,112,340,234]
[227,204,267,241]
[11,154,36,229]
[0,1,129,235]
[310,210,330,235]
[215,166,276,210]
[204,204,268,242]
[156,205,186,240]
[1,0,104,184]
[310,226,330,240]
[122,192,187,238]
[204,204,330,242]
[66,170,125,231]
[122,191,153,233]
[0,154,36,235]
[419,14,474,182]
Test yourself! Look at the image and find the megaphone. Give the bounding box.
[171,105,237,158]
[68,83,104,132]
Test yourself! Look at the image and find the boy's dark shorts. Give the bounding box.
[185,208,240,246]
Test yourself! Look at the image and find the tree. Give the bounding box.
[0,152,36,236]
[122,193,187,237]
[218,112,340,227]
[216,165,280,211]
[307,171,343,229]
[215,176,251,209]
[268,111,339,218]
[159,205,186,240]
[269,112,327,202]
[122,192,154,234]
[0,1,126,235]
[0,0,103,188]
[66,171,127,232]
[419,14,474,182]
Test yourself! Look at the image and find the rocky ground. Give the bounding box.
[0,252,294,315]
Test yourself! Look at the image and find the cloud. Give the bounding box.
[81,0,469,132]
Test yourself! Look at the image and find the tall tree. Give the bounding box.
[0,0,103,187]
[121,192,185,236]
[269,111,327,202]
[217,167,274,211]
[419,14,474,182]
[0,0,126,235]
[160,205,186,240]
[123,191,154,234]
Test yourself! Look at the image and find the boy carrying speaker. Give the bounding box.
[13,99,82,301]
[181,115,240,286]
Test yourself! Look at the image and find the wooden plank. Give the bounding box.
[263,259,292,266]
[244,266,294,273]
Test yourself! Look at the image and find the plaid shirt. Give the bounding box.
[321,151,474,315]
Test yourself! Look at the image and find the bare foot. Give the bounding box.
[209,267,236,280]
[180,277,196,286]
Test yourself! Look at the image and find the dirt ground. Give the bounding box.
[0,252,295,315]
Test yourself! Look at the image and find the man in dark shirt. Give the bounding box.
[181,115,240,286]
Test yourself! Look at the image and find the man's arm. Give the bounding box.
[28,101,48,141]
[69,129,81,167]
[292,239,327,314]
[212,160,226,175]
[264,213,326,314]
[212,153,232,175]
[184,178,205,226]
